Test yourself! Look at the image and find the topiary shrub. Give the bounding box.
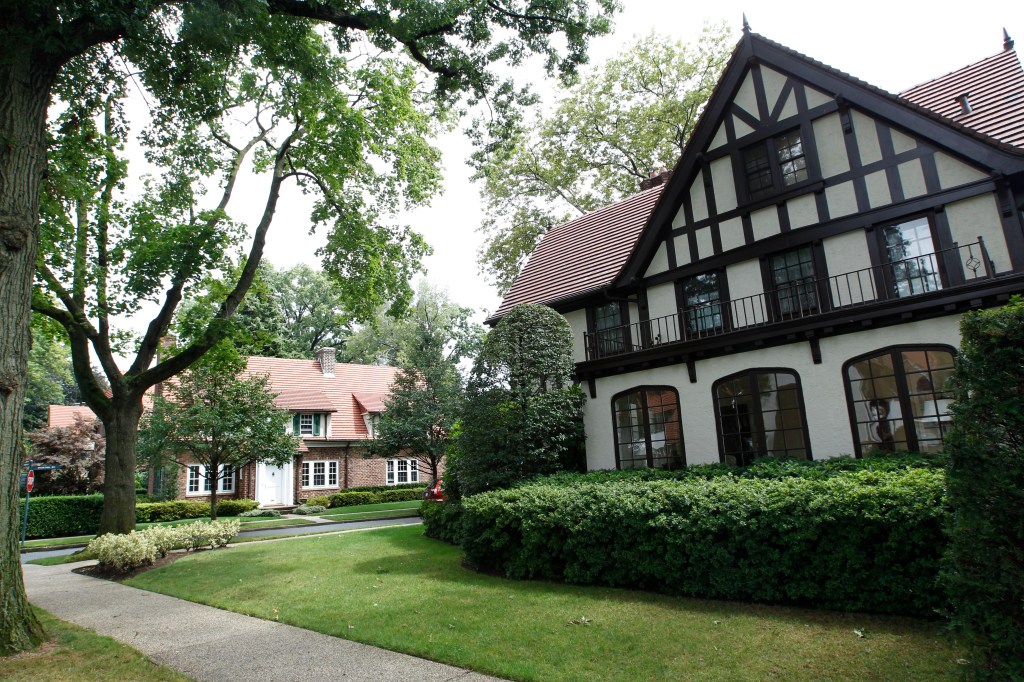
[458,469,946,616]
[943,297,1024,679]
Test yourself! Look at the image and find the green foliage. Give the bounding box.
[24,416,106,495]
[292,504,327,515]
[474,27,733,291]
[326,487,425,508]
[457,468,947,616]
[134,501,210,524]
[943,297,1024,679]
[457,304,584,496]
[367,285,478,480]
[420,501,464,545]
[18,495,104,539]
[23,320,81,430]
[214,499,259,517]
[304,495,331,507]
[239,508,281,518]
[89,519,241,572]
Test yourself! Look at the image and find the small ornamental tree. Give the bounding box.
[138,344,299,520]
[25,415,105,495]
[457,304,584,496]
[943,297,1024,680]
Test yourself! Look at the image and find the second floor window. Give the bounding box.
[680,272,724,336]
[882,217,942,298]
[592,301,628,356]
[293,413,321,437]
[742,129,809,201]
[770,246,818,316]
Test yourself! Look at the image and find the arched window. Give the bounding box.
[844,346,956,456]
[713,369,810,466]
[611,387,686,470]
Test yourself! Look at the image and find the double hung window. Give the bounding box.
[713,370,810,466]
[592,302,628,356]
[612,387,686,470]
[386,458,419,485]
[301,460,339,488]
[187,464,235,495]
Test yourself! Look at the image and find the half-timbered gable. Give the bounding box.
[491,29,1024,471]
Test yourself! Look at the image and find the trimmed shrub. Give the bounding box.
[18,494,104,539]
[327,491,377,507]
[944,297,1024,679]
[458,468,946,616]
[176,519,241,551]
[376,488,423,503]
[239,508,281,518]
[293,504,327,515]
[140,525,183,558]
[305,495,331,507]
[135,500,210,523]
[343,482,426,494]
[215,499,258,516]
[89,531,158,572]
[421,501,463,544]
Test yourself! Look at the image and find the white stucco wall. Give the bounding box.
[563,308,588,364]
[582,315,963,470]
[725,258,766,327]
[945,193,1011,274]
[646,281,677,320]
[823,230,876,305]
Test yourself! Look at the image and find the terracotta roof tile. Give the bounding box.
[489,184,665,322]
[900,48,1024,148]
[47,405,100,428]
[353,392,388,413]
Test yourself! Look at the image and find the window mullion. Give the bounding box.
[748,373,768,461]
[891,351,918,452]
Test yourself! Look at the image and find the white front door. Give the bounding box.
[257,462,290,506]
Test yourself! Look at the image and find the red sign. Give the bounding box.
[25,470,35,493]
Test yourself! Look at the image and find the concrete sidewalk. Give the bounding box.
[24,560,502,682]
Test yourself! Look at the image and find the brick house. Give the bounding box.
[52,348,429,505]
[489,28,1024,470]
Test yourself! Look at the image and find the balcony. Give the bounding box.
[584,240,995,362]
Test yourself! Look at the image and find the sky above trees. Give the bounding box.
[105,1,1023,360]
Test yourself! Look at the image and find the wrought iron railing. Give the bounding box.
[584,240,993,361]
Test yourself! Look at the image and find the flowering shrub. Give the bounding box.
[140,525,185,557]
[89,532,158,572]
[176,519,241,550]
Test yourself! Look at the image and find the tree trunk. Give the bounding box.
[209,461,219,521]
[97,402,144,535]
[0,57,56,654]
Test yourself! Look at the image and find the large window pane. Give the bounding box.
[682,272,723,335]
[845,347,955,456]
[771,247,818,315]
[612,387,685,470]
[883,218,941,298]
[715,370,809,465]
[594,302,627,356]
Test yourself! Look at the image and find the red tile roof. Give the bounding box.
[900,48,1024,148]
[47,405,100,428]
[488,184,666,322]
[44,357,399,445]
[244,357,399,442]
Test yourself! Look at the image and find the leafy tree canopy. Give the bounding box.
[25,415,105,496]
[474,26,733,291]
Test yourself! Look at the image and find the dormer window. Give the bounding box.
[292,413,322,437]
[742,129,809,201]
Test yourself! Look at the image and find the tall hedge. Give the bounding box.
[944,298,1024,679]
[456,469,947,616]
[17,494,104,539]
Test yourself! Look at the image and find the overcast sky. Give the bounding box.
[114,1,1024,360]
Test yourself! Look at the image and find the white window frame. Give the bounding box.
[386,458,419,486]
[186,464,235,495]
[299,414,315,436]
[300,460,339,489]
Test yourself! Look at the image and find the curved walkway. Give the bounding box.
[23,545,502,682]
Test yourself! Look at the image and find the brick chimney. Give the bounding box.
[315,347,336,377]
[640,168,672,191]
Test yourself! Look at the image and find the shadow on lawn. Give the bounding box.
[346,527,948,638]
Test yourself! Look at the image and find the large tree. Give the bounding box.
[367,285,482,481]
[138,344,298,520]
[0,0,616,654]
[474,27,732,291]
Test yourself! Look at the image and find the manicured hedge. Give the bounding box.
[327,486,425,508]
[20,495,260,538]
[421,500,463,544]
[18,494,104,539]
[455,468,947,616]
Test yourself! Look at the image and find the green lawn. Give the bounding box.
[319,500,422,517]
[126,524,962,681]
[0,609,191,681]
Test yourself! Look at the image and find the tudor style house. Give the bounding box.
[489,28,1024,470]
